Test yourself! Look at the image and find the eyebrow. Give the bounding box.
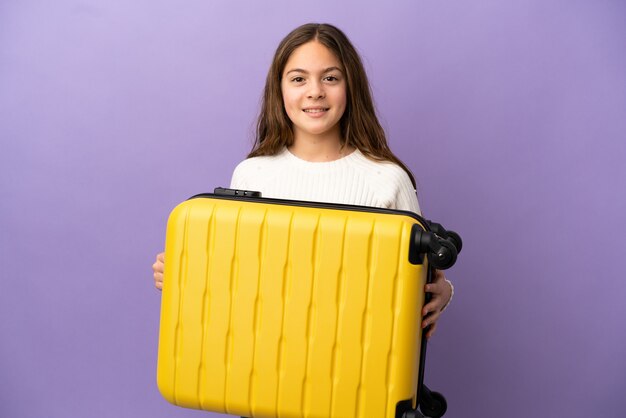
[285,66,344,75]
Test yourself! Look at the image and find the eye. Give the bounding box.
[291,76,305,83]
[324,75,339,83]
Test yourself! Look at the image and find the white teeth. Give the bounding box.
[304,108,327,113]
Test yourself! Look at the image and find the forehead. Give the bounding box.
[284,41,343,73]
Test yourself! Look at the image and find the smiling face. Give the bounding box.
[281,41,347,146]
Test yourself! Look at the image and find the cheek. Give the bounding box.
[332,85,347,108]
[339,94,347,112]
[332,89,347,115]
[282,98,298,121]
[281,93,301,125]
[281,86,298,110]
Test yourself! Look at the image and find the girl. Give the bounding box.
[152,23,453,338]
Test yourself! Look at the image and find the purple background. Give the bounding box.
[1,1,625,417]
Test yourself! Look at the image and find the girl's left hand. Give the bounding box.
[421,269,453,339]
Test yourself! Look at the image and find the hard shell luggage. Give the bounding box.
[157,188,461,418]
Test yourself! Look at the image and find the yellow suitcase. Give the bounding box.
[157,188,459,418]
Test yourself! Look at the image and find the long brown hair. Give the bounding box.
[249,23,416,187]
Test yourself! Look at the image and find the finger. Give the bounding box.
[154,272,164,289]
[157,252,165,262]
[422,309,442,329]
[152,263,163,274]
[424,282,443,295]
[422,296,445,316]
[426,322,438,339]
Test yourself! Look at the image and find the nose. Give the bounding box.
[307,80,325,99]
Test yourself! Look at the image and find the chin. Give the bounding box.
[303,122,339,136]
[304,129,334,137]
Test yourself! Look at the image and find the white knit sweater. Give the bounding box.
[229,148,456,310]
[230,147,421,214]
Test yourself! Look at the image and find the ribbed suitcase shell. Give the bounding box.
[157,194,429,418]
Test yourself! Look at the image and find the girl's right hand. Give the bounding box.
[153,252,165,290]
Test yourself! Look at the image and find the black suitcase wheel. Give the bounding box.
[420,390,447,418]
[446,230,462,254]
[428,239,457,270]
[411,228,459,270]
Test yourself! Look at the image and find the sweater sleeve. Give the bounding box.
[394,170,422,215]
